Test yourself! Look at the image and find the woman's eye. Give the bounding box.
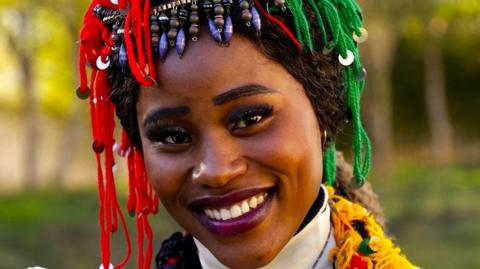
[146,126,192,145]
[229,104,274,131]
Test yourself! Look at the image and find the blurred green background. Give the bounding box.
[0,0,479,268]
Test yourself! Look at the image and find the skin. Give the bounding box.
[136,35,325,269]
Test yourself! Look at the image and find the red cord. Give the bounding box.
[124,12,154,86]
[143,0,156,82]
[131,0,146,69]
[254,0,303,52]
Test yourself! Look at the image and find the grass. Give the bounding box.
[376,165,480,269]
[0,165,479,268]
[0,190,179,269]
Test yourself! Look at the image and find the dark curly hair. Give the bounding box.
[108,3,384,224]
[109,5,345,149]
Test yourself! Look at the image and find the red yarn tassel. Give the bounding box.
[254,0,303,52]
[143,0,156,82]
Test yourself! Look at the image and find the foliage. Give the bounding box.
[0,190,179,269]
[378,165,480,269]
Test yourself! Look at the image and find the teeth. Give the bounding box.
[203,192,269,221]
[206,209,213,218]
[249,197,258,208]
[213,209,221,220]
[241,201,250,214]
[230,205,242,218]
[220,208,231,220]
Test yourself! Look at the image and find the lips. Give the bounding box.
[189,187,274,236]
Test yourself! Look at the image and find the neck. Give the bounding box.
[194,185,334,269]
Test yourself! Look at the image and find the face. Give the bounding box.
[136,35,324,269]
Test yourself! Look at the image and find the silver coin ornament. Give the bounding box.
[339,50,354,66]
[99,263,114,269]
[353,27,368,43]
[96,56,111,70]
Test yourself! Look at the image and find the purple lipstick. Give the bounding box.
[189,188,274,236]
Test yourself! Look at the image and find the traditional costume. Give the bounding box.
[78,0,418,268]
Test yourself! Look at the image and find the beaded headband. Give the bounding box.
[78,0,371,268]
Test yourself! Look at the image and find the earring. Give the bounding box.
[322,130,327,147]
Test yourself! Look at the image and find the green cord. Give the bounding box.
[323,143,337,186]
[281,0,371,186]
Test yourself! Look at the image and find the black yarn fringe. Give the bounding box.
[155,232,202,269]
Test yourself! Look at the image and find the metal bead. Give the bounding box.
[214,16,225,29]
[151,36,160,44]
[176,28,186,56]
[274,0,285,9]
[191,3,198,11]
[190,14,200,24]
[168,29,178,43]
[239,0,249,9]
[214,5,224,15]
[150,24,160,33]
[241,9,252,23]
[189,24,200,36]
[170,19,180,28]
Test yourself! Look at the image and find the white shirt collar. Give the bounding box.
[194,185,335,269]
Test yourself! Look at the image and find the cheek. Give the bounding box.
[246,108,323,182]
[142,146,191,202]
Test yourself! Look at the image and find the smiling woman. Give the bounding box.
[78,0,417,268]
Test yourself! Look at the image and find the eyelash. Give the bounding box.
[145,125,192,145]
[144,104,274,146]
[228,104,274,131]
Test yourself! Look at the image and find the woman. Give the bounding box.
[78,0,417,268]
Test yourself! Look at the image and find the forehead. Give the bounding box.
[137,35,302,108]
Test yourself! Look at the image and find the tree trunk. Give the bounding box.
[424,35,454,164]
[362,21,397,182]
[15,9,39,190]
[52,18,84,189]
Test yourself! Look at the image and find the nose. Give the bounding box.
[191,132,247,188]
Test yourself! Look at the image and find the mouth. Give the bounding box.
[189,188,274,236]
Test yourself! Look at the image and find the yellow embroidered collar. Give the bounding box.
[326,186,420,269]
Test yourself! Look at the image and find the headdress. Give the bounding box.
[78,0,371,268]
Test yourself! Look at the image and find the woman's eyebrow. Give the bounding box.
[143,106,191,127]
[212,84,277,106]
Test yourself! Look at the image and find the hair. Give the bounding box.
[108,3,384,225]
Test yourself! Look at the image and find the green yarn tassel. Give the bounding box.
[323,143,337,186]
[284,0,313,51]
[283,0,371,187]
